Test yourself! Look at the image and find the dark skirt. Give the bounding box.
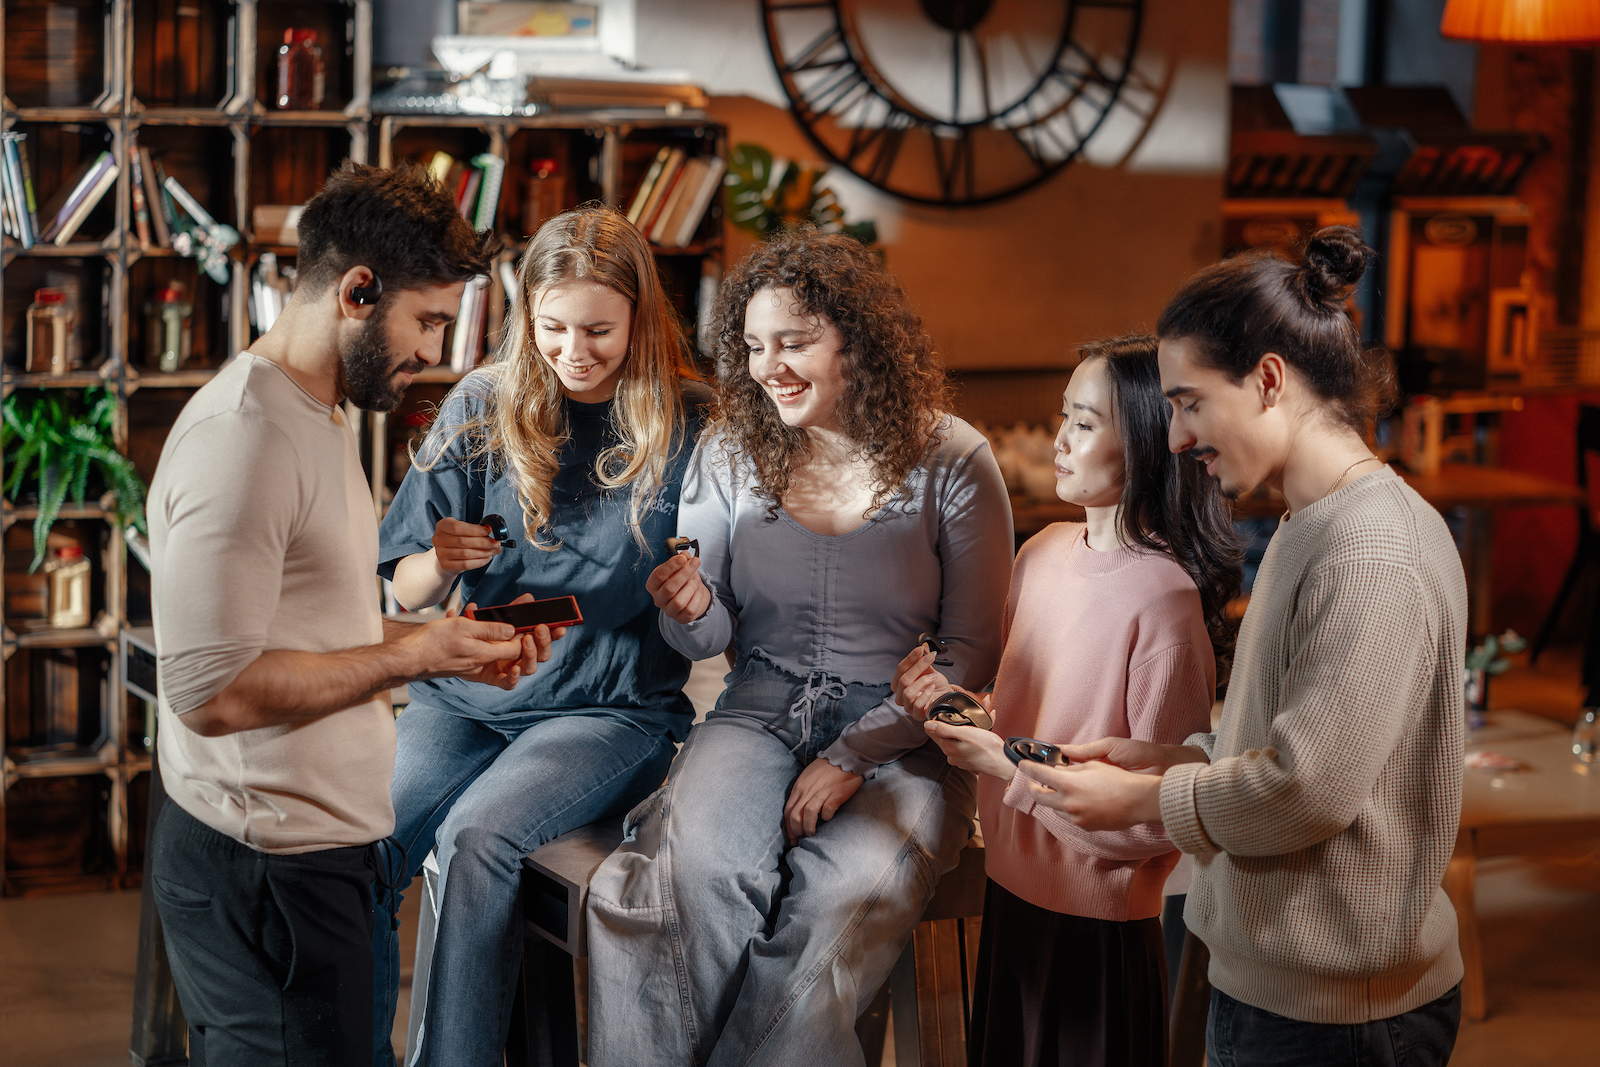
[967,878,1168,1067]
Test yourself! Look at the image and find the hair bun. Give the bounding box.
[1298,226,1371,307]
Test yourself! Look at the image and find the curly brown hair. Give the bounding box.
[710,228,950,516]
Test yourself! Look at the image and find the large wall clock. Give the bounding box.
[760,0,1146,206]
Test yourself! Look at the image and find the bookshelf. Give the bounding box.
[0,0,376,896]
[1,1,726,894]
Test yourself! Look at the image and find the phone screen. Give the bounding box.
[472,597,583,631]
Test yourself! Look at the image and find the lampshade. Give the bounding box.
[1441,0,1600,42]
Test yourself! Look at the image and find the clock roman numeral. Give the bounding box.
[931,126,976,202]
[795,64,870,117]
[844,116,909,186]
[782,25,851,75]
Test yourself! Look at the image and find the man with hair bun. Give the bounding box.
[146,162,555,1066]
[1015,228,1467,1065]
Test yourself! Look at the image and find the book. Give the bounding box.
[149,155,180,243]
[0,168,20,243]
[0,138,26,248]
[456,166,482,223]
[51,159,119,246]
[626,145,672,225]
[15,137,40,238]
[2,134,35,247]
[635,147,684,236]
[38,150,117,245]
[471,153,506,233]
[427,150,455,185]
[669,154,726,248]
[128,136,151,250]
[138,146,171,248]
[450,274,491,374]
[652,156,704,245]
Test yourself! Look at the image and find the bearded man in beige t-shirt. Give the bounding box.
[147,163,559,1067]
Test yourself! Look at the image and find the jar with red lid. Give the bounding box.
[276,28,325,110]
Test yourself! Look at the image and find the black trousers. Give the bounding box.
[1207,986,1461,1067]
[967,879,1169,1067]
[150,798,379,1067]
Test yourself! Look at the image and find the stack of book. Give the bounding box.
[625,146,725,248]
[2,134,120,249]
[427,150,506,232]
[127,133,210,253]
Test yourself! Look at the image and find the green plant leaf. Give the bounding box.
[31,458,69,572]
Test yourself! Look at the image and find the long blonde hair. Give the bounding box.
[431,205,692,550]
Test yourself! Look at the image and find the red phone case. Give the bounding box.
[467,597,584,632]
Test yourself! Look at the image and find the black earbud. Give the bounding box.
[481,514,516,548]
[349,275,383,306]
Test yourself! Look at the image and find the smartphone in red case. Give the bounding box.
[468,596,584,632]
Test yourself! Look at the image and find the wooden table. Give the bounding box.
[1012,464,1583,634]
[1446,710,1600,1021]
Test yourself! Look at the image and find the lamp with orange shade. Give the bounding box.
[1441,0,1600,42]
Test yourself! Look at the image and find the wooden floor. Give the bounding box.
[0,651,1594,1066]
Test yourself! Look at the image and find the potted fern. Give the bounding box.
[2,387,148,571]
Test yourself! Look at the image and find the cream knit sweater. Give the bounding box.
[1159,467,1467,1024]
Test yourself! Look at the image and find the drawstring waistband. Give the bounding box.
[786,671,847,754]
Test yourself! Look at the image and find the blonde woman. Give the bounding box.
[372,205,710,1066]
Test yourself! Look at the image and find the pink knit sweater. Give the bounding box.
[982,523,1215,922]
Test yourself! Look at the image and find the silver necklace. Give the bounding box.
[1326,456,1382,498]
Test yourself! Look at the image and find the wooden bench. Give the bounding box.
[487,818,989,1067]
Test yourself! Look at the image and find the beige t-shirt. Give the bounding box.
[149,353,394,854]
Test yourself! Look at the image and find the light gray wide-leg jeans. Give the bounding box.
[587,655,977,1067]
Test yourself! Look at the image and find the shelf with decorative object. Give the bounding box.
[0,0,375,895]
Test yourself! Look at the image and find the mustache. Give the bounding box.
[1188,447,1218,461]
[393,358,426,376]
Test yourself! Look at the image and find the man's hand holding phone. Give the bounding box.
[402,593,567,691]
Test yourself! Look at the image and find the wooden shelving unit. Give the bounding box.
[1,2,726,894]
[0,0,375,896]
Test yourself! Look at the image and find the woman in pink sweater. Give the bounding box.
[895,335,1240,1066]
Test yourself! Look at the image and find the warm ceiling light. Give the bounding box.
[1441,0,1600,42]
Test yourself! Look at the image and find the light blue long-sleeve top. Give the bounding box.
[662,416,1015,774]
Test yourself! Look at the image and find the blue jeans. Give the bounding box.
[586,654,977,1067]
[372,704,676,1067]
[1207,986,1461,1067]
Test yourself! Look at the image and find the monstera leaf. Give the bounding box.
[2,387,148,570]
[724,142,875,245]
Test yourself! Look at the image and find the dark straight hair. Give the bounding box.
[1155,226,1395,432]
[1089,335,1244,682]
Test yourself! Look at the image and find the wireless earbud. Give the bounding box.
[349,275,383,306]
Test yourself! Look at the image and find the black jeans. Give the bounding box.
[151,799,379,1067]
[1207,985,1461,1067]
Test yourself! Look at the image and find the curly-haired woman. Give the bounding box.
[371,205,710,1066]
[585,229,1014,1066]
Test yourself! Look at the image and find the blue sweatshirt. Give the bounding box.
[378,371,710,740]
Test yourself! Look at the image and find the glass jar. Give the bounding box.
[26,288,75,375]
[145,284,193,372]
[522,158,565,237]
[276,28,326,110]
[1575,708,1599,763]
[44,545,91,630]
